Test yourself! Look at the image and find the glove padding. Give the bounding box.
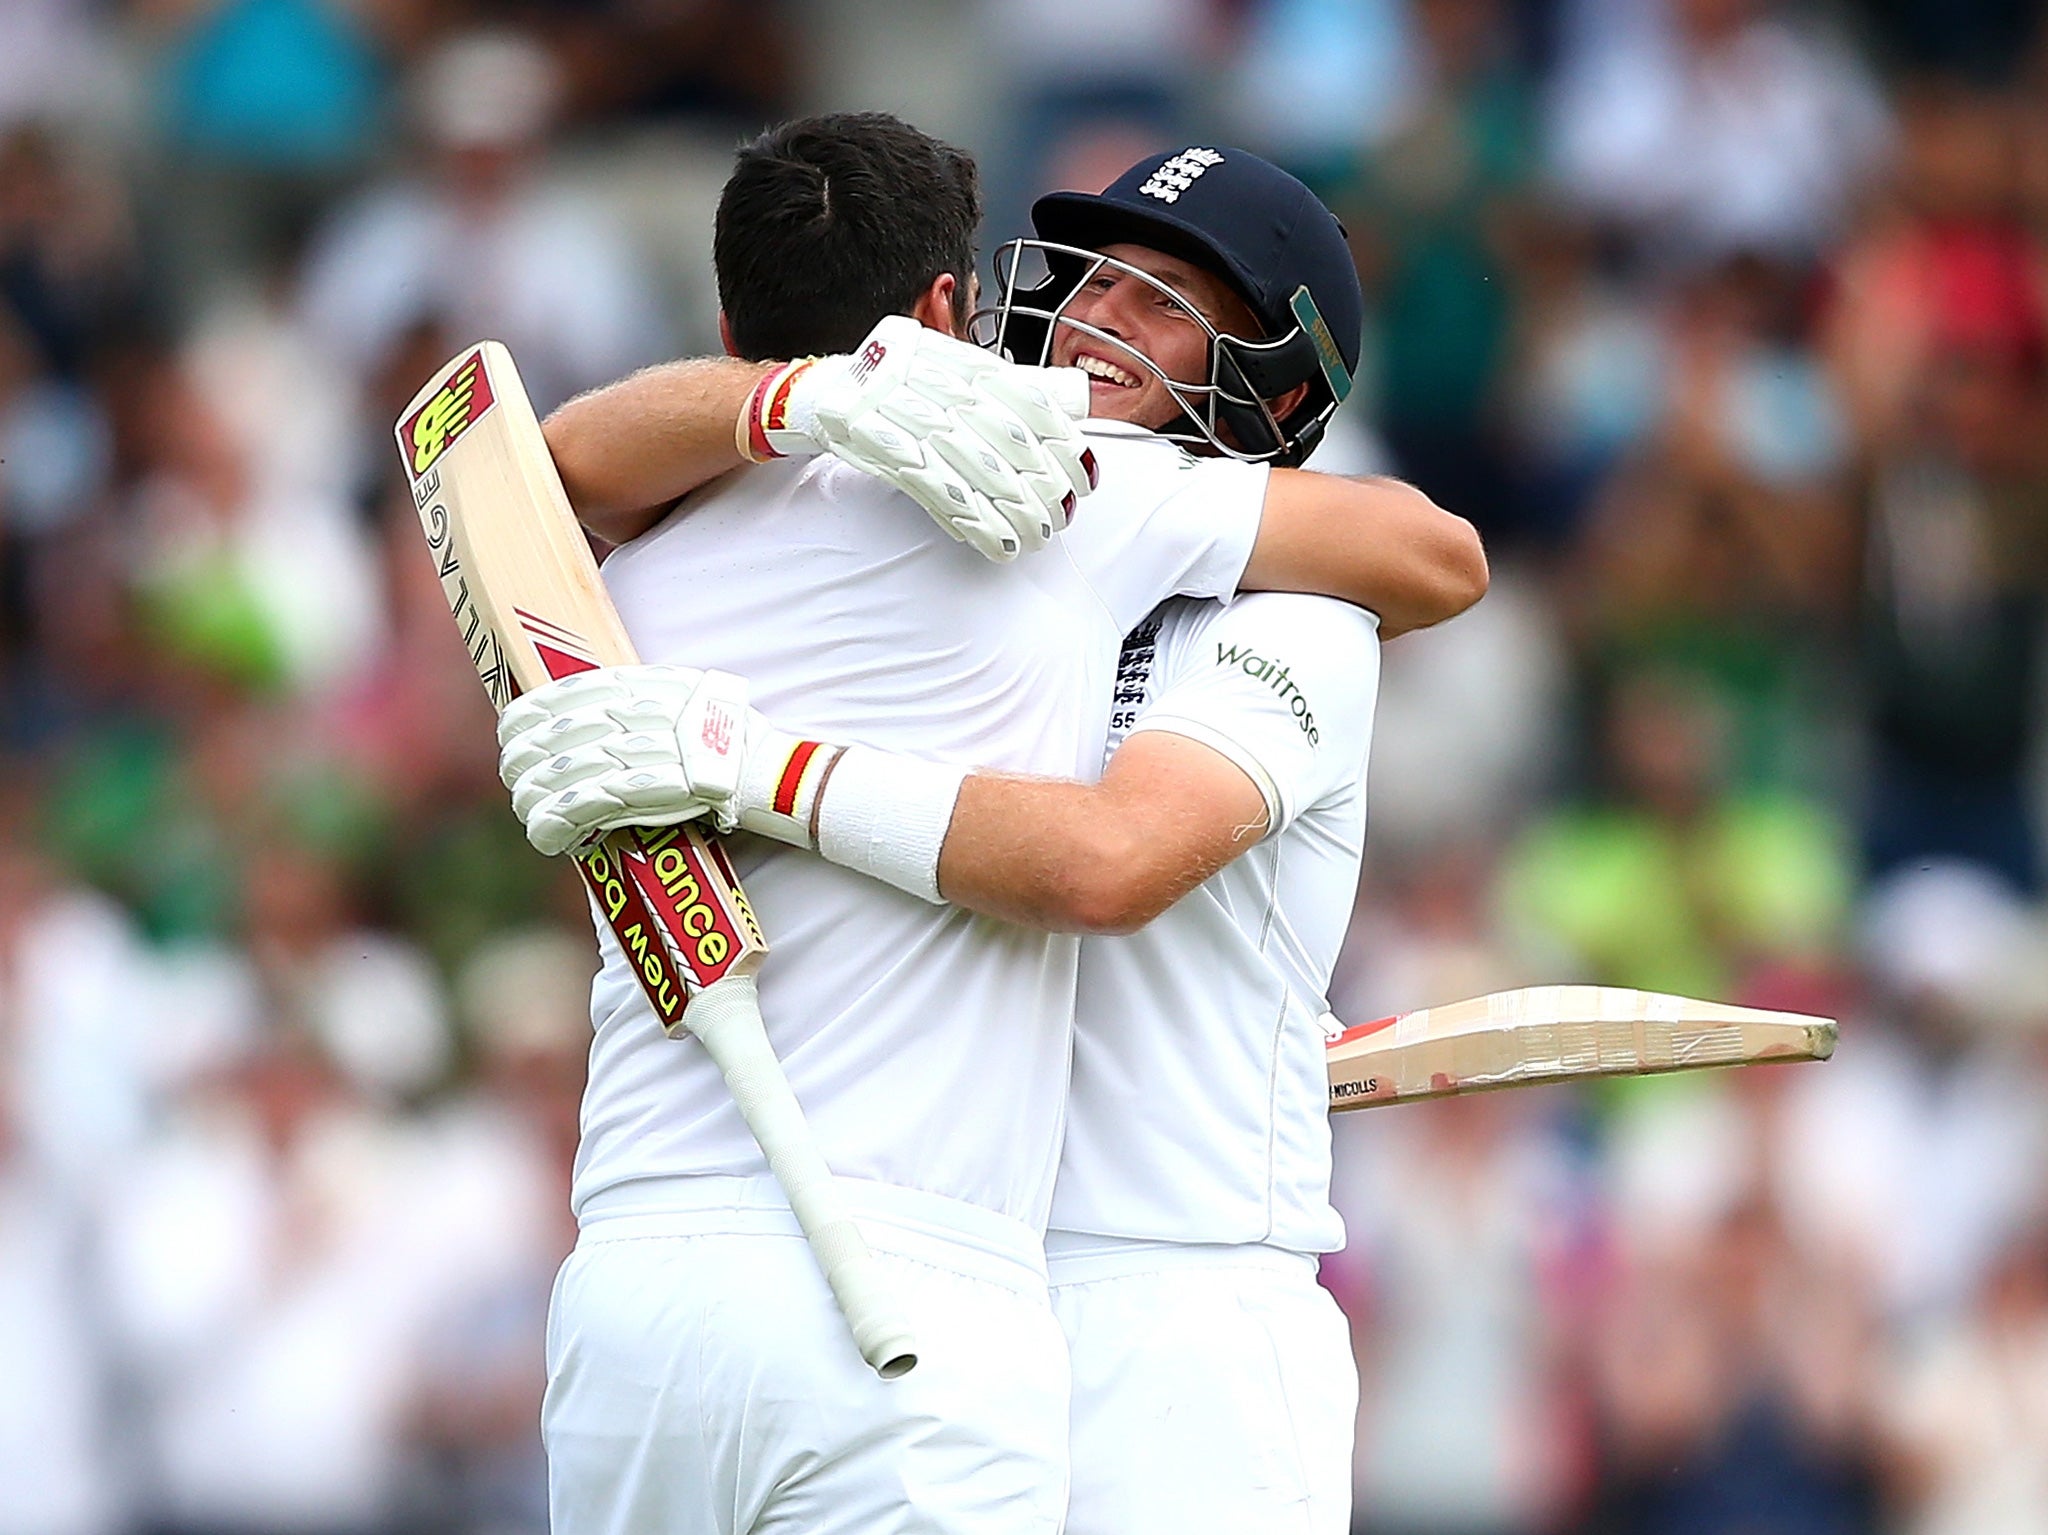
[758,315,1098,563]
[495,667,737,859]
[497,666,761,857]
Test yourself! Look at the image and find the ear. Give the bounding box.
[909,273,968,339]
[717,312,739,358]
[1268,382,1311,422]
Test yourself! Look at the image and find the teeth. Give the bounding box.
[1076,355,1141,388]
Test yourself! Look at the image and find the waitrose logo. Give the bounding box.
[1217,643,1319,747]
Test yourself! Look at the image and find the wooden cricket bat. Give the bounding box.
[1328,985,1836,1110]
[395,342,916,1378]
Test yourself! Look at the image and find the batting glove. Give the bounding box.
[498,664,970,902]
[737,314,1098,562]
[497,665,837,856]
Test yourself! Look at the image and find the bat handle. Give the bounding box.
[680,973,920,1379]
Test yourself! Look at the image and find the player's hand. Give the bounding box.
[496,665,820,855]
[740,315,1099,562]
[497,665,735,855]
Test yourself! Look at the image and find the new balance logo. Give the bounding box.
[851,340,888,383]
[1140,148,1224,204]
[700,705,734,757]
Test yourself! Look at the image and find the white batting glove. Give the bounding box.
[496,665,841,857]
[737,315,1098,562]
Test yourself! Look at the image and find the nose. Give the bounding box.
[1068,273,1138,340]
[1091,282,1143,338]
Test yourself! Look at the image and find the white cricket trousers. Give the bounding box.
[1048,1236,1357,1535]
[544,1176,1070,1535]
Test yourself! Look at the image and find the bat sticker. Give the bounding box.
[401,348,499,480]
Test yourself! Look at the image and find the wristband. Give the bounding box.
[737,732,846,847]
[815,746,968,904]
[737,358,820,463]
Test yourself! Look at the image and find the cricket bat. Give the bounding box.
[395,342,917,1378]
[1328,985,1836,1109]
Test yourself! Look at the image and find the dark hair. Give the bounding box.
[714,113,980,361]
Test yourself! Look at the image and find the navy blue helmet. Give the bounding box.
[980,147,1362,467]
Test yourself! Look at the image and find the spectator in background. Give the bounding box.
[0,124,134,746]
[0,123,142,379]
[31,332,390,942]
[1881,1226,2048,1535]
[1777,864,2048,1323]
[1580,1198,1883,1535]
[299,28,668,421]
[1506,222,1828,588]
[1502,666,1851,1001]
[1226,0,1422,182]
[0,1135,127,1535]
[1570,253,1856,791]
[1548,0,1892,272]
[1825,80,2048,893]
[0,305,113,746]
[405,929,590,1535]
[1503,212,1668,547]
[1340,0,1539,547]
[1331,1093,1595,1535]
[141,0,394,315]
[1857,341,2047,890]
[175,277,382,679]
[1825,82,2043,449]
[0,785,153,1186]
[500,0,794,129]
[978,0,1218,236]
[0,811,153,1535]
[1347,564,1572,872]
[98,1014,427,1535]
[240,834,449,1107]
[95,832,455,1535]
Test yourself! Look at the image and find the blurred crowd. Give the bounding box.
[2,1,2047,1533]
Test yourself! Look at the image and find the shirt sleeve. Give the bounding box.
[1060,430,1269,634]
[1126,593,1381,833]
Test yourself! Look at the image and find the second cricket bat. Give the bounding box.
[395,341,916,1378]
[1329,985,1836,1109]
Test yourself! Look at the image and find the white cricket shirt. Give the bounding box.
[577,423,1269,1233]
[1049,591,1381,1253]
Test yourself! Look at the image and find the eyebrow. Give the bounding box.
[1162,272,1229,323]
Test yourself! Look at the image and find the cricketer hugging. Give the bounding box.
[474,111,1487,1534]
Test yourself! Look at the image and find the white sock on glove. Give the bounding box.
[735,358,824,462]
[674,666,965,902]
[734,734,964,905]
[814,747,966,905]
[731,725,844,847]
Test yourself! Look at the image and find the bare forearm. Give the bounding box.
[1245,473,1488,637]
[542,358,773,545]
[939,778,1206,933]
[937,741,1266,933]
[934,776,1109,931]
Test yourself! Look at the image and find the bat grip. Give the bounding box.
[681,973,919,1379]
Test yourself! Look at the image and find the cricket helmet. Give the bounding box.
[979,147,1362,467]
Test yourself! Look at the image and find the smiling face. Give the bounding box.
[1050,242,1263,429]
